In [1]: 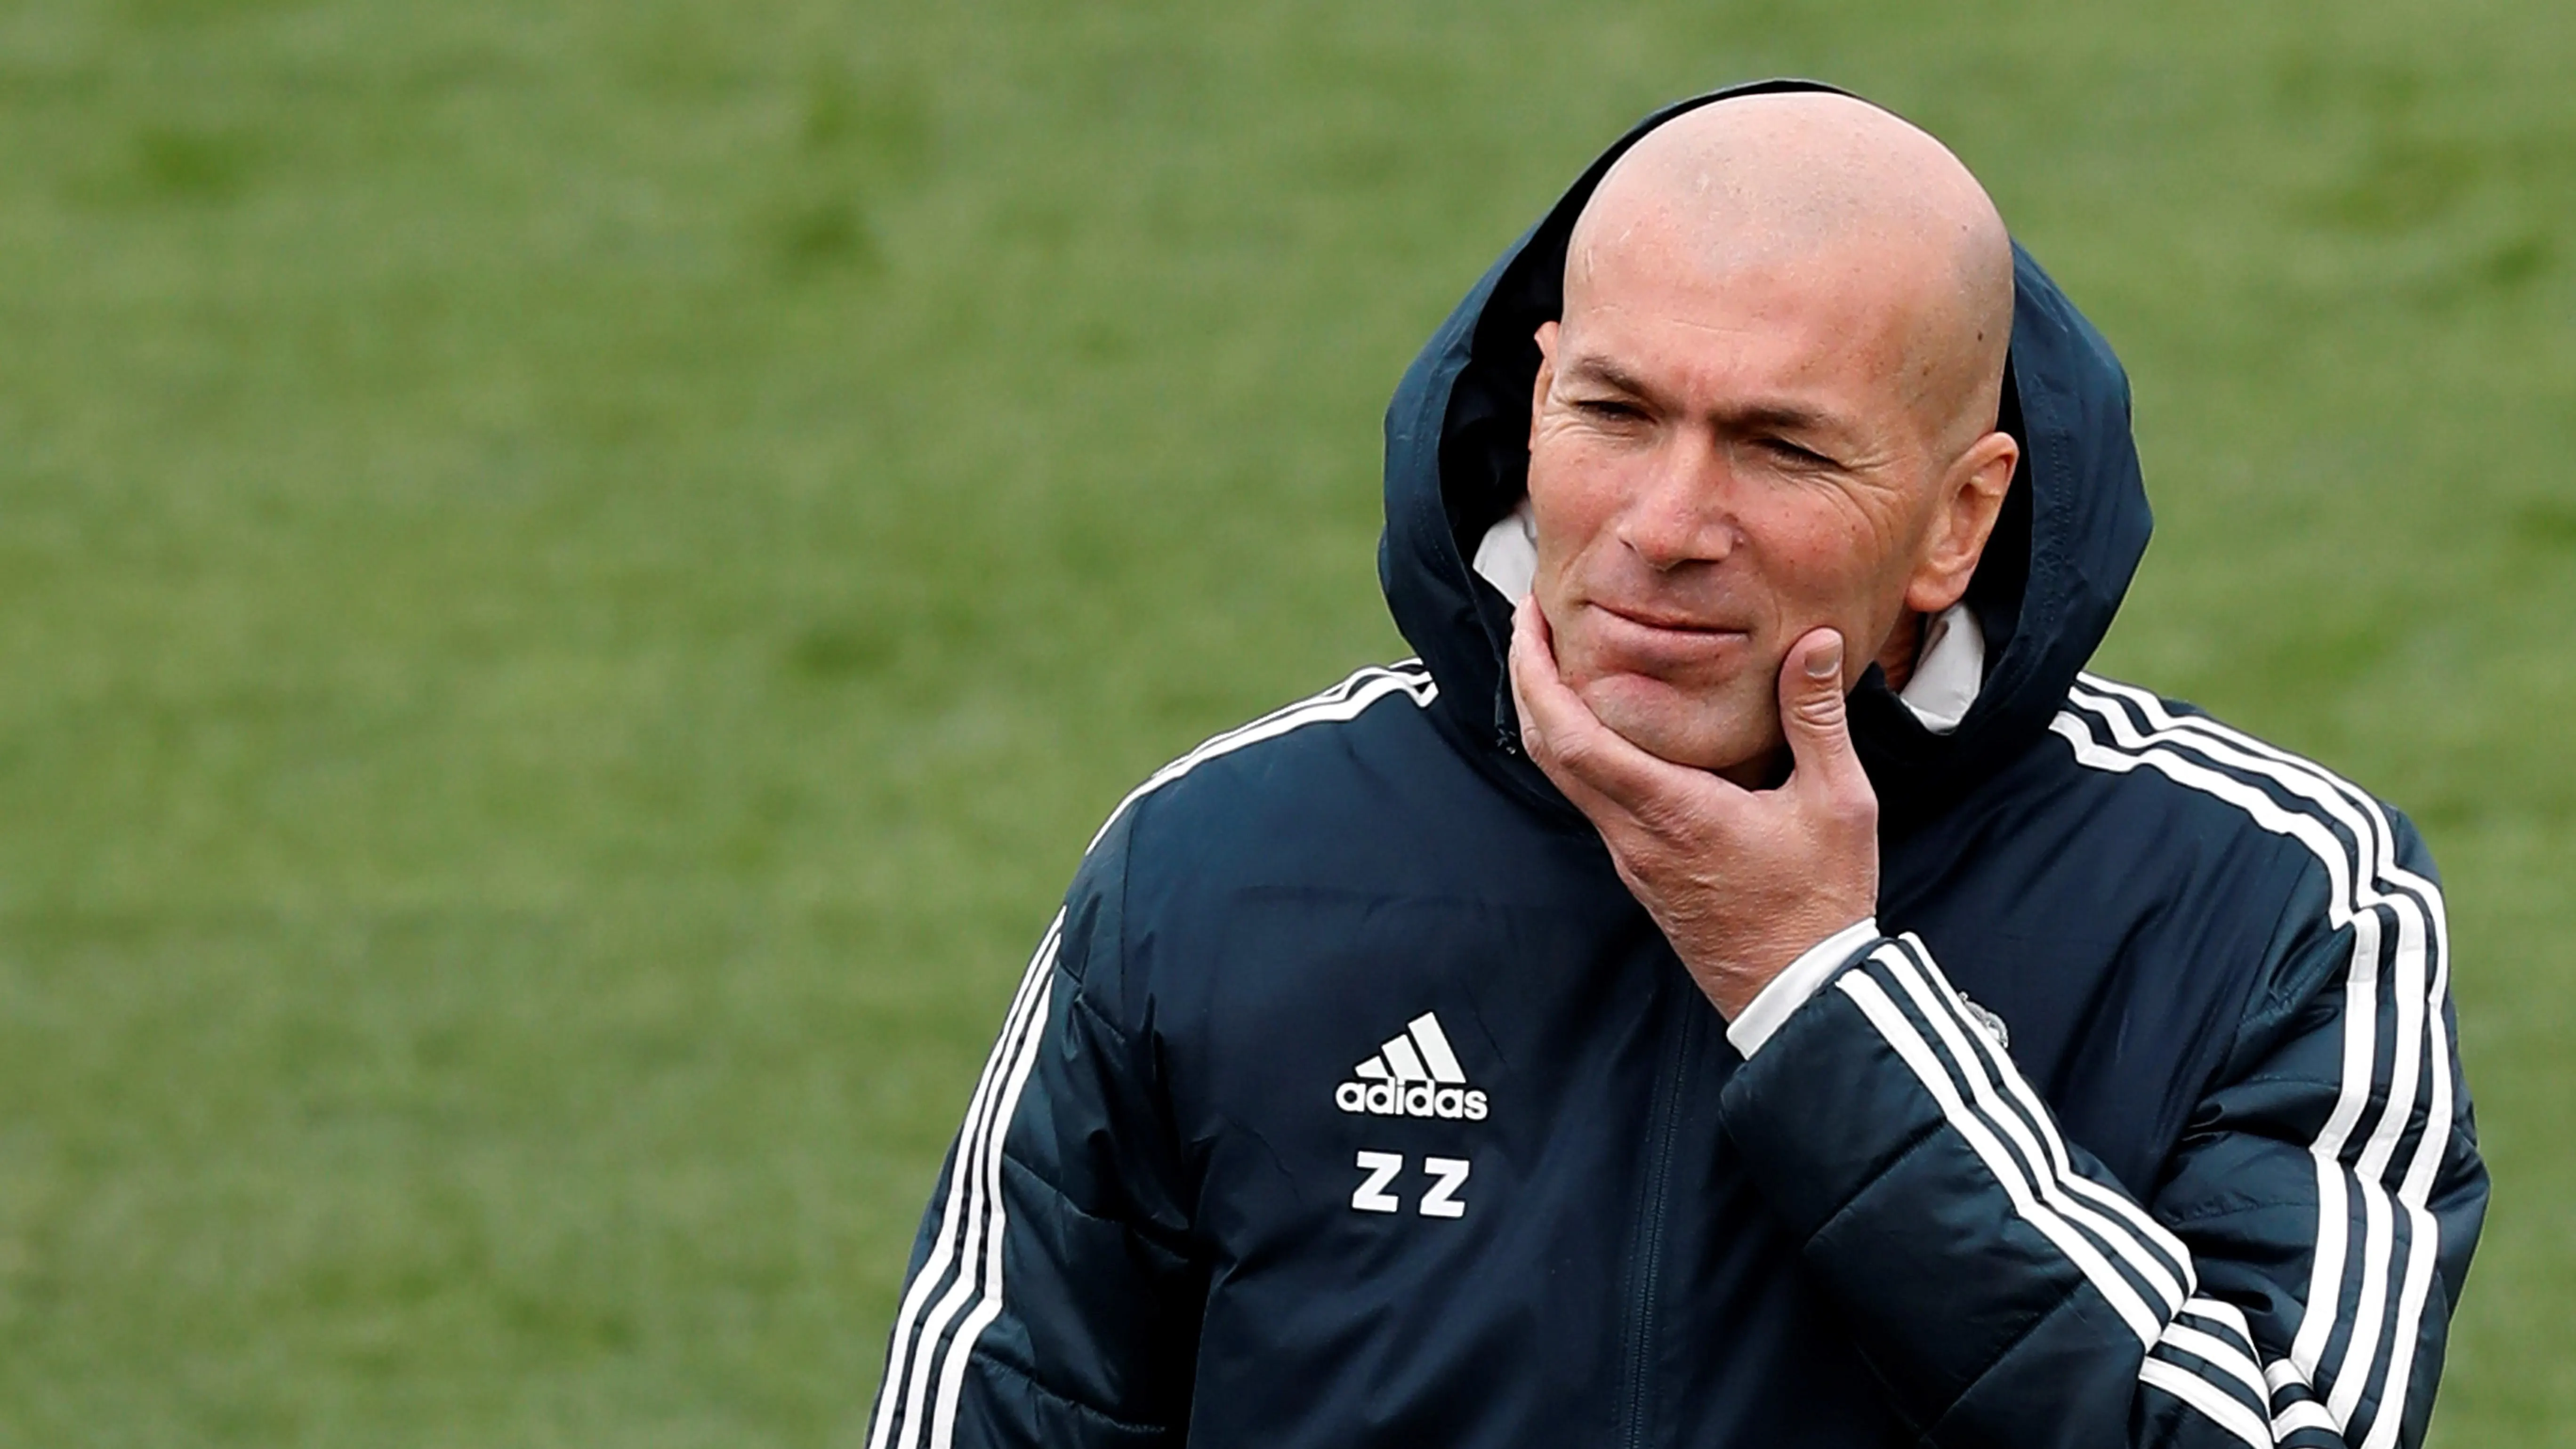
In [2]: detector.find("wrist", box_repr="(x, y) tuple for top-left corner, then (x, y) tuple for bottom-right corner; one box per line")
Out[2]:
(1723, 917), (1880, 1056)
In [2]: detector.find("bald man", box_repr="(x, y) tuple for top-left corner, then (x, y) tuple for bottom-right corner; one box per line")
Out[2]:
(869, 82), (2485, 1449)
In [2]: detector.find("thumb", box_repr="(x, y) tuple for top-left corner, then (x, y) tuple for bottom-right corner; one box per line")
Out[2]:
(1779, 628), (1867, 794)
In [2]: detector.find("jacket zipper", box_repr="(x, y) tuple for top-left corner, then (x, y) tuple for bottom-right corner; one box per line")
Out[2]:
(1618, 999), (1698, 1449)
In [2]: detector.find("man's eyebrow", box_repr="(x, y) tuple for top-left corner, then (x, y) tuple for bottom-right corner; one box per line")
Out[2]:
(1559, 354), (1656, 399)
(1719, 401), (1842, 439)
(1558, 354), (1847, 441)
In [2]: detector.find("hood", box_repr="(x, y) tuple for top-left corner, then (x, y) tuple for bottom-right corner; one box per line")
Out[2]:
(1377, 80), (2152, 831)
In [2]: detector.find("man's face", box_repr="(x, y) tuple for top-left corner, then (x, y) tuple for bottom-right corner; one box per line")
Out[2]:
(1525, 224), (1968, 778)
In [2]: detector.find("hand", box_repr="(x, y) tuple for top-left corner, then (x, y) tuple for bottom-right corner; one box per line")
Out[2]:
(1507, 596), (1880, 1019)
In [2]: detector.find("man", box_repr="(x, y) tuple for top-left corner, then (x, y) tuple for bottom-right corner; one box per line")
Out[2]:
(866, 81), (2487, 1449)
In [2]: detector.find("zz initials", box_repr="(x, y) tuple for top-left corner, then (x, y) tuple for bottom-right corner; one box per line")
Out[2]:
(1350, 1151), (1471, 1218)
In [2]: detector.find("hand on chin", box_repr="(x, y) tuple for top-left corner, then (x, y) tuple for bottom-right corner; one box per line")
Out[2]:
(1508, 596), (1880, 1019)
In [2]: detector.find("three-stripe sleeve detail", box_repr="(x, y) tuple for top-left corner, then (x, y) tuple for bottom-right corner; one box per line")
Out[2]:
(1834, 939), (2198, 1343)
(2049, 675), (2455, 1449)
(2142, 1293), (2347, 1448)
(1836, 934), (2315, 1445)
(867, 663), (1440, 1449)
(1880, 938), (2198, 1307)
(2150, 1299), (2280, 1449)
(867, 918), (1062, 1449)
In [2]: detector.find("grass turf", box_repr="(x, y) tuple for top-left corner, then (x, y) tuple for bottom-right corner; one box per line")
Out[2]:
(0, 0), (2567, 1442)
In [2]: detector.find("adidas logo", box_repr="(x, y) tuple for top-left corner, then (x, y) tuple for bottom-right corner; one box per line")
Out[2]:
(1335, 1012), (1489, 1121)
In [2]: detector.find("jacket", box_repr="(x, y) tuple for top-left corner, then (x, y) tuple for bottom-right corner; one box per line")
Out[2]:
(865, 80), (2487, 1449)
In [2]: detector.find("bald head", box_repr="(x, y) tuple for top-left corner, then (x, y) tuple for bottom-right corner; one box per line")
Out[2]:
(1567, 92), (2014, 453)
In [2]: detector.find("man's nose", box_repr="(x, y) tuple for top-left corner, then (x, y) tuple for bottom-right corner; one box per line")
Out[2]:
(1614, 434), (1734, 572)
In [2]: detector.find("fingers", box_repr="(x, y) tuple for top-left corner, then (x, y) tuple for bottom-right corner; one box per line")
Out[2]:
(1776, 628), (1873, 805)
(1508, 595), (1706, 817)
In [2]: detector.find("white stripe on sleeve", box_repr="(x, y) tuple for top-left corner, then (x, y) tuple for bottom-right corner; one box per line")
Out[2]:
(1876, 940), (2189, 1316)
(1834, 958), (2163, 1345)
(2060, 677), (2455, 1449)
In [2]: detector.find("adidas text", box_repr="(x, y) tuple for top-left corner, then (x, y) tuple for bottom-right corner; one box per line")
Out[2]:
(1336, 1011), (1488, 1120)
(1335, 1080), (1489, 1120)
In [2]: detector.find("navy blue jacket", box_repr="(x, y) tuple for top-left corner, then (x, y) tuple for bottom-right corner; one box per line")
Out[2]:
(867, 82), (2487, 1449)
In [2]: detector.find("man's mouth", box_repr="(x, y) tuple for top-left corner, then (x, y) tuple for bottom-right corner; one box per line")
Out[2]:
(1584, 601), (1754, 669)
(1594, 601), (1746, 635)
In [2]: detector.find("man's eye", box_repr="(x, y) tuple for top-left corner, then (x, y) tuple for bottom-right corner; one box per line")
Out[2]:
(1760, 438), (1835, 468)
(1575, 398), (1644, 423)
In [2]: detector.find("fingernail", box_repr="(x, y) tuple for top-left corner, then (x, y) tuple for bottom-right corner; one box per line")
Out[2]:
(1806, 639), (1843, 681)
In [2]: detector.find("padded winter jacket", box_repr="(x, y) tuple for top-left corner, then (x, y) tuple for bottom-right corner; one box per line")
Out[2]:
(865, 80), (2487, 1449)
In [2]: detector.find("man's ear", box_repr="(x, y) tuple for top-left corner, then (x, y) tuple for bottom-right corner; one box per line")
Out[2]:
(1528, 321), (1561, 452)
(1903, 430), (2019, 616)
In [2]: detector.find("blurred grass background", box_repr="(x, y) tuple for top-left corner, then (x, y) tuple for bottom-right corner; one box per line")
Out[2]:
(0, 0), (2567, 1442)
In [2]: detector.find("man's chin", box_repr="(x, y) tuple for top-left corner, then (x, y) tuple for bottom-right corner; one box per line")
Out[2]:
(1575, 676), (1776, 776)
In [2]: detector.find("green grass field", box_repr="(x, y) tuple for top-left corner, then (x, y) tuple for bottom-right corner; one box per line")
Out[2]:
(0, 0), (2568, 1442)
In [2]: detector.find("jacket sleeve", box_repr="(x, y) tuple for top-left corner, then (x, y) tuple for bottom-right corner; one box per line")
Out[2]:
(1717, 831), (2486, 1448)
(865, 826), (1202, 1449)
